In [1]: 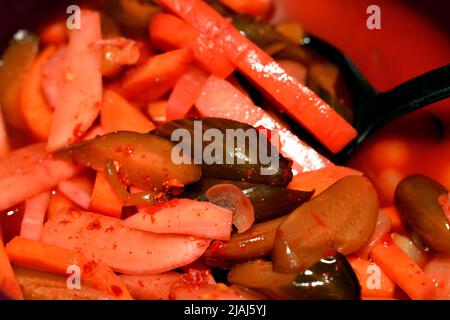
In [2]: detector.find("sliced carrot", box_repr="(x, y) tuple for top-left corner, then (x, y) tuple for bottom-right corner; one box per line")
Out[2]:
(0, 239), (23, 299)
(42, 207), (211, 275)
(46, 9), (102, 151)
(123, 199), (233, 240)
(5, 236), (132, 299)
(120, 48), (193, 102)
(369, 236), (435, 300)
(288, 165), (363, 195)
(381, 206), (405, 234)
(149, 13), (234, 78)
(120, 272), (182, 300)
(20, 192), (51, 241)
(39, 18), (67, 45)
(101, 89), (155, 134)
(90, 171), (123, 218)
(195, 75), (332, 174)
(48, 191), (77, 220)
(0, 143), (78, 211)
(57, 173), (94, 210)
(167, 66), (208, 121)
(0, 109), (10, 158)
(348, 257), (395, 298)
(147, 100), (167, 124)
(20, 45), (55, 140)
(159, 0), (357, 153)
(219, 0), (272, 17)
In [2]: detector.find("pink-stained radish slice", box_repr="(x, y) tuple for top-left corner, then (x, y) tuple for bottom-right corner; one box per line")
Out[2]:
(20, 191), (51, 240)
(46, 9), (102, 151)
(196, 76), (331, 175)
(123, 199), (233, 241)
(0, 143), (79, 211)
(167, 66), (208, 121)
(41, 207), (211, 275)
(57, 174), (94, 210)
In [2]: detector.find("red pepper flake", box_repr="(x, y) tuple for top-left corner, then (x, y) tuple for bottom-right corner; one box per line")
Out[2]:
(124, 144), (135, 157)
(180, 269), (210, 287)
(83, 260), (98, 274)
(379, 233), (393, 246)
(87, 218), (102, 230)
(138, 280), (145, 288)
(59, 219), (71, 225)
(105, 226), (114, 233)
(112, 243), (118, 250)
(277, 229), (284, 238)
(310, 212), (326, 228)
(73, 123), (84, 140)
(110, 285), (123, 297)
(209, 241), (225, 255)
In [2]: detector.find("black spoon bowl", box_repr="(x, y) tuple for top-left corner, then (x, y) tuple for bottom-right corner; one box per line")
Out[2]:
(303, 35), (450, 164)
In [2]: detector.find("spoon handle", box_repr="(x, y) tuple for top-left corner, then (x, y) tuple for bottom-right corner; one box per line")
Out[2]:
(371, 63), (450, 128)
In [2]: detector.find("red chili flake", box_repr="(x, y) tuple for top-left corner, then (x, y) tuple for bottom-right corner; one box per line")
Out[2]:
(73, 123), (84, 140)
(112, 243), (118, 250)
(87, 218), (102, 230)
(379, 233), (393, 246)
(310, 212), (327, 228)
(209, 241), (225, 255)
(123, 144), (135, 157)
(180, 269), (210, 287)
(105, 226), (114, 233)
(117, 170), (131, 186)
(110, 285), (123, 297)
(83, 260), (98, 274)
(59, 219), (71, 225)
(138, 280), (145, 288)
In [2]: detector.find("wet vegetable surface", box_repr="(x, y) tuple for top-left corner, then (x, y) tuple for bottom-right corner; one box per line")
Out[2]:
(203, 217), (284, 262)
(182, 178), (313, 223)
(228, 254), (360, 300)
(152, 118), (293, 187)
(205, 183), (255, 233)
(395, 175), (450, 256)
(55, 131), (201, 191)
(273, 175), (379, 273)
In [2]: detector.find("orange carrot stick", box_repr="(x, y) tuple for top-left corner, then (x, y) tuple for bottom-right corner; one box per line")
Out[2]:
(0, 239), (23, 299)
(101, 89), (155, 134)
(48, 191), (78, 220)
(5, 236), (132, 300)
(20, 45), (55, 141)
(348, 257), (395, 298)
(90, 171), (123, 218)
(381, 207), (405, 234)
(369, 236), (435, 300)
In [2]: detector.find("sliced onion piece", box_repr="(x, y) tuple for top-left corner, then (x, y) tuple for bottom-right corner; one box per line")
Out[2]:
(206, 184), (255, 233)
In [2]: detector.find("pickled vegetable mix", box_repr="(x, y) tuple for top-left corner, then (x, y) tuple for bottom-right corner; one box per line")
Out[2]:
(0, 0), (448, 301)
